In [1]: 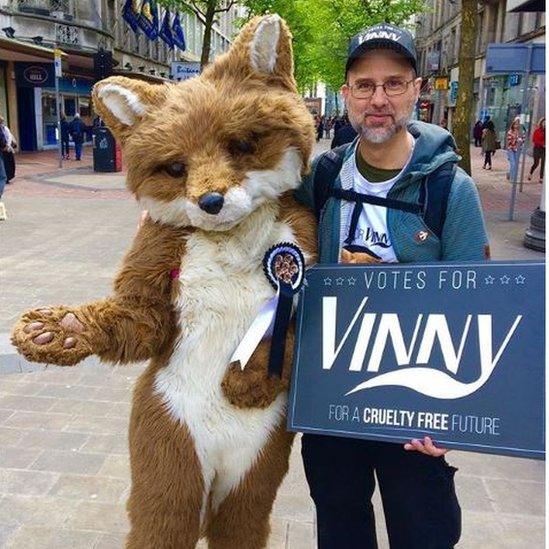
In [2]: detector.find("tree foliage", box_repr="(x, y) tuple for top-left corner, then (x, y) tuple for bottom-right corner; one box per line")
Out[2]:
(158, 0), (238, 68)
(242, 0), (426, 91)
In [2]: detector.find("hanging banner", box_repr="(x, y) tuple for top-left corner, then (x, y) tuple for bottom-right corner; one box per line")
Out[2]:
(122, 0), (140, 33)
(159, 8), (174, 49)
(172, 11), (186, 51)
(137, 0), (159, 40)
(288, 261), (545, 460)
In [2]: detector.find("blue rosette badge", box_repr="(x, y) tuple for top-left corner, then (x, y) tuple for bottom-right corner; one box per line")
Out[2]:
(229, 243), (305, 378)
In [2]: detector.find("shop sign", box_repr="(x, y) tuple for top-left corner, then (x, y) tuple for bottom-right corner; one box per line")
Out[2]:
(426, 51), (440, 72)
(171, 62), (201, 81)
(15, 63), (55, 88)
(449, 81), (459, 105)
(507, 73), (521, 87)
(434, 76), (449, 90)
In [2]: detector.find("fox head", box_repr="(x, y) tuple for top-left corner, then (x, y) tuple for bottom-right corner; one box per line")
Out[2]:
(92, 15), (315, 231)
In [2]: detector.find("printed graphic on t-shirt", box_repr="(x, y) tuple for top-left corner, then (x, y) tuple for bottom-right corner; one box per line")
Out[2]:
(352, 226), (391, 249)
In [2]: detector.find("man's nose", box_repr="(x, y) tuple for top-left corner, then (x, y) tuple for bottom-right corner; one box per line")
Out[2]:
(369, 85), (389, 107)
(198, 192), (224, 215)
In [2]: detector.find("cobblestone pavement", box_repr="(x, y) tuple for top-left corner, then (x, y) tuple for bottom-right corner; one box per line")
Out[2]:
(0, 142), (544, 548)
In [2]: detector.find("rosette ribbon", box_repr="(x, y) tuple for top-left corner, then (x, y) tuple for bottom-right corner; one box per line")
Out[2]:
(229, 243), (305, 378)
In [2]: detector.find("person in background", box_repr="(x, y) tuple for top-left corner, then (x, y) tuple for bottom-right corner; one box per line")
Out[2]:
(0, 127), (7, 220)
(528, 117), (545, 183)
(61, 114), (71, 160)
(69, 113), (85, 161)
(316, 115), (324, 142)
(505, 116), (523, 182)
(439, 118), (448, 130)
(481, 119), (497, 170)
(473, 119), (484, 147)
(0, 116), (16, 183)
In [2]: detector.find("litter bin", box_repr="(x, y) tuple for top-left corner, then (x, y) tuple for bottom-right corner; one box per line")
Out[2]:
(93, 126), (122, 172)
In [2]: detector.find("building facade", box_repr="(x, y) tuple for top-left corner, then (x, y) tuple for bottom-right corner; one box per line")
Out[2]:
(0, 0), (242, 150)
(415, 0), (545, 144)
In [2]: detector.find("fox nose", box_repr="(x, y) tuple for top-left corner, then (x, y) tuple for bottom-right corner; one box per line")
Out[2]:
(198, 192), (224, 215)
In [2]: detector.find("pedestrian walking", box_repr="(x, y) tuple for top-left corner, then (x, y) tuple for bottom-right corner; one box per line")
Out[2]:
(61, 114), (71, 159)
(481, 119), (497, 170)
(473, 119), (483, 147)
(505, 116), (523, 182)
(316, 115), (324, 142)
(296, 22), (489, 549)
(0, 116), (16, 183)
(0, 127), (7, 220)
(69, 113), (85, 161)
(528, 117), (545, 183)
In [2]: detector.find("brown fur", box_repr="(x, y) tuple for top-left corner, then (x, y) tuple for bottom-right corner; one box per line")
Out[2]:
(11, 15), (316, 549)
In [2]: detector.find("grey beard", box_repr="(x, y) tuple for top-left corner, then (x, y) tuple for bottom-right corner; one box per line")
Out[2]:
(354, 114), (411, 144)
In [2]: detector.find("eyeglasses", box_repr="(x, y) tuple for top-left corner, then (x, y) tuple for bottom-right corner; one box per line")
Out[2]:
(347, 78), (415, 99)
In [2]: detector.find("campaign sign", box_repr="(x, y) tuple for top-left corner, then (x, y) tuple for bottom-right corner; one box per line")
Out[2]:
(288, 261), (545, 459)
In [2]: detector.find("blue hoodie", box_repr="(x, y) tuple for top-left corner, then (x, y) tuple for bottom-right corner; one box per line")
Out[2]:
(295, 121), (490, 264)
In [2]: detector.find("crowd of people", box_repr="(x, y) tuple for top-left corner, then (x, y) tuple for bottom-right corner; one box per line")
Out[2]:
(473, 114), (545, 183)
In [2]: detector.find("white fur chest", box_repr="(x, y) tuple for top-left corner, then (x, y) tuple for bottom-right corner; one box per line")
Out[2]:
(154, 204), (294, 510)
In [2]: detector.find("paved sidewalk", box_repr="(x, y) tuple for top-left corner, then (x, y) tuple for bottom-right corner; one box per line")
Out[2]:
(0, 142), (544, 548)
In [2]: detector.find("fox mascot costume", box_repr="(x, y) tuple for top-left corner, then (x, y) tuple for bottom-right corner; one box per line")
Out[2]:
(11, 14), (317, 548)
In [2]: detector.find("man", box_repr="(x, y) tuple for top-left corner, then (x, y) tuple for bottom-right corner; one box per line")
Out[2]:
(295, 23), (489, 548)
(69, 113), (85, 161)
(61, 113), (71, 160)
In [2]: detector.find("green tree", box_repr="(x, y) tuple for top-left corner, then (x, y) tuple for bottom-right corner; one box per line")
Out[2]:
(452, 0), (477, 175)
(242, 0), (426, 92)
(158, 0), (238, 68)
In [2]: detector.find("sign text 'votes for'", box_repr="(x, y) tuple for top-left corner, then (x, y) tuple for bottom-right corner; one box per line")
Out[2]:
(288, 261), (545, 459)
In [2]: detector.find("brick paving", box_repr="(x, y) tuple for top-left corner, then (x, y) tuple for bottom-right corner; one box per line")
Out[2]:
(0, 141), (544, 548)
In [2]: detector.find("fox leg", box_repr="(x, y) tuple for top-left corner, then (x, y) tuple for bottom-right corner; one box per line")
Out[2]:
(206, 421), (294, 549)
(126, 369), (204, 549)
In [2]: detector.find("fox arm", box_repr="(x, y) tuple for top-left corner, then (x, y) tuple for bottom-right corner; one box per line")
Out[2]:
(12, 219), (190, 367)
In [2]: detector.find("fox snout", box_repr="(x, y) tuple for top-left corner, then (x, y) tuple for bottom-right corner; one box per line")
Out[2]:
(198, 192), (225, 215)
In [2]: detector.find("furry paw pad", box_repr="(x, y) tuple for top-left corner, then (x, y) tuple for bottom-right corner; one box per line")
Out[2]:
(11, 307), (94, 366)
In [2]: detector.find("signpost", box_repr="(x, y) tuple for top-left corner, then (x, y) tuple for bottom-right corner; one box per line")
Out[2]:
(170, 61), (201, 82)
(289, 261), (545, 459)
(54, 48), (64, 168)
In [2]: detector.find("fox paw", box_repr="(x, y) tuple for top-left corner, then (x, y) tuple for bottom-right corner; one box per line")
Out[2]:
(221, 360), (287, 409)
(11, 307), (94, 366)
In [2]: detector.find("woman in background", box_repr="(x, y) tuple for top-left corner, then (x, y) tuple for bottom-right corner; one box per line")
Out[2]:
(481, 120), (497, 170)
(505, 116), (523, 182)
(528, 117), (545, 183)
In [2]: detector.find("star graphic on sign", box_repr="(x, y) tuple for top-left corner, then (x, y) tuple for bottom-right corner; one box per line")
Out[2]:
(484, 275), (495, 285)
(336, 277), (345, 286)
(500, 275), (510, 284)
(515, 275), (526, 284)
(323, 277), (332, 286)
(347, 277), (356, 286)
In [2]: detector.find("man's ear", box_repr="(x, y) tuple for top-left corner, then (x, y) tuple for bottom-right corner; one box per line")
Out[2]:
(92, 76), (168, 143)
(203, 14), (296, 92)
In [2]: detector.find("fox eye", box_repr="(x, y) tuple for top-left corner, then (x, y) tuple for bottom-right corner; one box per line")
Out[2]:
(164, 162), (186, 178)
(228, 139), (255, 156)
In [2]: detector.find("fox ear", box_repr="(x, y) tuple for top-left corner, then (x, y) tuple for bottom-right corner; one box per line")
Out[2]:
(92, 76), (168, 142)
(203, 14), (296, 91)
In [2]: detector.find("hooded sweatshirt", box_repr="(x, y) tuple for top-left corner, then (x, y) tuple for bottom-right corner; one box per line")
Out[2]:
(295, 120), (489, 264)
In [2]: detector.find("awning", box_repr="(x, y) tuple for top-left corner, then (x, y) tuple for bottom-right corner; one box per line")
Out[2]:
(0, 37), (56, 62)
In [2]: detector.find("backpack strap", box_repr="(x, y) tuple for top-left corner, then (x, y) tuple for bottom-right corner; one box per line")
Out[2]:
(419, 161), (456, 239)
(313, 144), (349, 219)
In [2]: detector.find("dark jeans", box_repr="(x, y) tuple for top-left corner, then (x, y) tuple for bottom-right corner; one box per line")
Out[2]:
(74, 140), (83, 160)
(530, 146), (545, 179)
(483, 150), (493, 168)
(474, 137), (481, 147)
(302, 434), (461, 549)
(62, 138), (70, 157)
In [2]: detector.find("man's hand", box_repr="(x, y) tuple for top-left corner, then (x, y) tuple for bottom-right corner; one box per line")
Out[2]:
(404, 436), (448, 457)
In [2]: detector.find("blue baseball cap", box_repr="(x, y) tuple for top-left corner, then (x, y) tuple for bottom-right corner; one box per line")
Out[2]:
(346, 23), (418, 74)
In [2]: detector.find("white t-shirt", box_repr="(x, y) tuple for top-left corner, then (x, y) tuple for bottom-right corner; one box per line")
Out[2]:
(341, 141), (415, 263)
